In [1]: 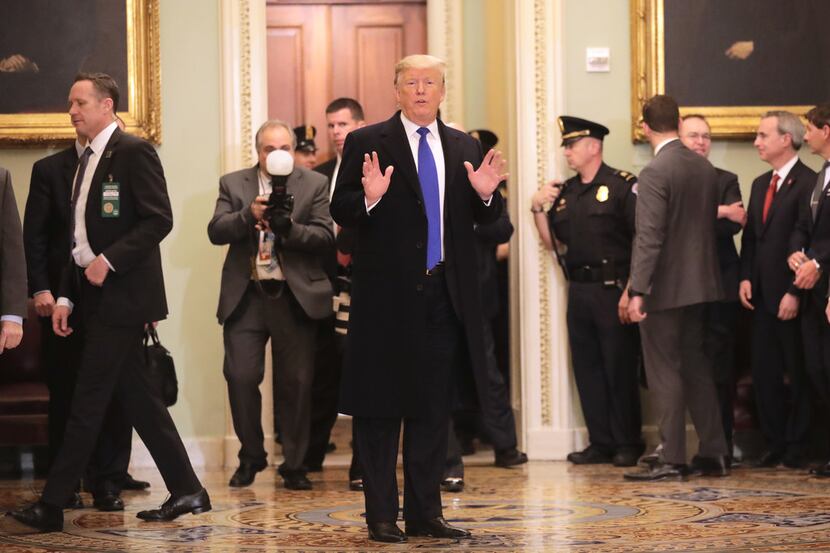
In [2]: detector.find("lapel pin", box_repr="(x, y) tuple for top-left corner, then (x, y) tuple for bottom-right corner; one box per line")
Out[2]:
(105, 150), (113, 158)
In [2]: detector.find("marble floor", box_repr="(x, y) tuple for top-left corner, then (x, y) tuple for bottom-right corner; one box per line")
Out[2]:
(2, 458), (830, 552)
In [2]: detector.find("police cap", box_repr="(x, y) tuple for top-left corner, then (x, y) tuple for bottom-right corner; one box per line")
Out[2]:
(293, 125), (317, 152)
(558, 116), (609, 146)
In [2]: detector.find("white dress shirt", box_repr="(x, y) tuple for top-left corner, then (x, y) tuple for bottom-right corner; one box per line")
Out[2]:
(654, 137), (679, 156)
(773, 154), (800, 191)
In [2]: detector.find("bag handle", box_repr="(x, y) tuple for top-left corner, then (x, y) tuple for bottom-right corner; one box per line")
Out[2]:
(144, 326), (161, 347)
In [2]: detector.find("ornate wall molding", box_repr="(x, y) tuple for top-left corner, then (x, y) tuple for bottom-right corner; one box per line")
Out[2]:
(426, 0), (464, 123)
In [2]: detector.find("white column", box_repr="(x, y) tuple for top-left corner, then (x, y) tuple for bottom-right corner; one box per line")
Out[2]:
(427, 0), (464, 124)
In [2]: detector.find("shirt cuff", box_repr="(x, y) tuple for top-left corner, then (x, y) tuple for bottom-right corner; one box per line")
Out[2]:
(815, 259), (821, 270)
(482, 195), (493, 206)
(101, 254), (115, 272)
(56, 297), (74, 313)
(365, 197), (381, 213)
(0, 315), (23, 325)
(33, 290), (51, 297)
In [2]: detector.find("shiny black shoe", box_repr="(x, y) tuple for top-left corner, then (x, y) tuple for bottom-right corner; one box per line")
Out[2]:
(348, 478), (364, 491)
(7, 501), (64, 532)
(613, 447), (643, 467)
(690, 455), (730, 477)
(567, 445), (613, 465)
(122, 473), (151, 491)
(229, 461), (267, 487)
(495, 448), (528, 468)
(282, 472), (312, 490)
(405, 516), (471, 538)
(65, 492), (84, 510)
(441, 477), (464, 493)
(810, 462), (830, 477)
(623, 461), (689, 481)
(136, 488), (211, 521)
(783, 452), (807, 469)
(93, 491), (125, 512)
(754, 450), (784, 468)
(367, 521), (407, 543)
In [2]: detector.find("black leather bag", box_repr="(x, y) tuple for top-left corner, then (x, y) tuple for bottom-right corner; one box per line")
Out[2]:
(143, 327), (178, 407)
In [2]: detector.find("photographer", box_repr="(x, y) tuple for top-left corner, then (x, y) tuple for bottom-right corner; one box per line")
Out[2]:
(208, 120), (334, 490)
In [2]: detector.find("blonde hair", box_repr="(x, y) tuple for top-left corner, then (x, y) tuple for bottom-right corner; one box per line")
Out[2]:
(394, 55), (446, 86)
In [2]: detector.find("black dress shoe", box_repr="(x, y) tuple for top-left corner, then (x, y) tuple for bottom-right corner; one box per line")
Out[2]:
(810, 462), (830, 477)
(282, 472), (312, 490)
(623, 461), (689, 481)
(783, 452), (807, 469)
(65, 492), (84, 510)
(406, 516), (471, 538)
(613, 447), (643, 467)
(229, 462), (267, 487)
(122, 473), (151, 491)
(93, 491), (125, 512)
(690, 455), (730, 477)
(441, 477), (464, 493)
(754, 450), (784, 468)
(567, 445), (613, 465)
(8, 501), (64, 532)
(348, 478), (364, 491)
(136, 488), (211, 521)
(495, 448), (528, 468)
(367, 521), (406, 543)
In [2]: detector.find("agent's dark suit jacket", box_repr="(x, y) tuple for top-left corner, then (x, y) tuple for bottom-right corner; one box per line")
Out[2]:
(0, 167), (26, 318)
(630, 139), (723, 310)
(24, 146), (77, 296)
(714, 168), (743, 301)
(330, 112), (502, 418)
(208, 166), (334, 324)
(790, 162), (830, 300)
(740, 159), (816, 315)
(475, 202), (513, 320)
(58, 129), (172, 326)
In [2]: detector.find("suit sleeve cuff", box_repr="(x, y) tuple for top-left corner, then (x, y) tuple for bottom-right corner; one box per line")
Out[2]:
(365, 197), (381, 213)
(0, 315), (23, 325)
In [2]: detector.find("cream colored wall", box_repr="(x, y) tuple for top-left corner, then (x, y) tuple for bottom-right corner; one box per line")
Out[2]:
(0, 0), (227, 441)
(561, 0), (823, 197)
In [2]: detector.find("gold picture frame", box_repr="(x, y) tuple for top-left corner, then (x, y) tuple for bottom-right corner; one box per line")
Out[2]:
(0, 0), (161, 145)
(630, 0), (816, 141)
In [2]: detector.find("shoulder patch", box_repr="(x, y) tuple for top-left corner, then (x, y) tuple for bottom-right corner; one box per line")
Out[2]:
(615, 170), (637, 183)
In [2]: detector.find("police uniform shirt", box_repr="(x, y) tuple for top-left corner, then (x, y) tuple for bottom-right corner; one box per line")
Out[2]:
(547, 162), (637, 269)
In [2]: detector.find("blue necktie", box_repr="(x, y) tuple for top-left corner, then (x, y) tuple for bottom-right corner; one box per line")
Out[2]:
(416, 127), (441, 270)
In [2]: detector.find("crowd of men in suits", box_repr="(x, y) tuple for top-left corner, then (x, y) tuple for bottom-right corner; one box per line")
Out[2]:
(532, 96), (830, 483)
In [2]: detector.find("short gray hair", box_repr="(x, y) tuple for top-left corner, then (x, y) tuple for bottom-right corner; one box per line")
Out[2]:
(255, 119), (295, 152)
(394, 54), (446, 86)
(763, 110), (805, 150)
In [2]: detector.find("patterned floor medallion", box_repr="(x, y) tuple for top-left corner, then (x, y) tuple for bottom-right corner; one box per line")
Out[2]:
(2, 463), (830, 551)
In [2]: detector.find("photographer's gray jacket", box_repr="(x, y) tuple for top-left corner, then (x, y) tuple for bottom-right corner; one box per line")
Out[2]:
(207, 165), (334, 323)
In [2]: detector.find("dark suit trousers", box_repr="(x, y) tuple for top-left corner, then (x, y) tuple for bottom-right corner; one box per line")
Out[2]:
(304, 315), (362, 480)
(354, 270), (459, 523)
(750, 293), (810, 455)
(223, 282), (316, 472)
(566, 283), (642, 451)
(704, 301), (739, 447)
(640, 303), (728, 464)
(802, 292), (830, 407)
(41, 279), (201, 507)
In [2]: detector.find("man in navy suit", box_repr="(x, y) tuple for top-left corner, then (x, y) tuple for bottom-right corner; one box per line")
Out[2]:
(331, 55), (506, 543)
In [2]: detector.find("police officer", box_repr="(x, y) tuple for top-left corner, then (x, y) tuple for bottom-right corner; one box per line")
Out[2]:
(531, 116), (643, 467)
(293, 125), (318, 169)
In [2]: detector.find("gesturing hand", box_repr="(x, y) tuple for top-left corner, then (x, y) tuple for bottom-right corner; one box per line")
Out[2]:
(362, 151), (394, 205)
(464, 149), (509, 200)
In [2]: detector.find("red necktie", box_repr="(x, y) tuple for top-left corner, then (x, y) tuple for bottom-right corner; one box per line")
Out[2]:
(762, 173), (780, 224)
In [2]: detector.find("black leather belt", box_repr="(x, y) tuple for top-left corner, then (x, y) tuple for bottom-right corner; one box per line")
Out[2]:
(426, 262), (445, 277)
(568, 265), (629, 284)
(254, 279), (286, 295)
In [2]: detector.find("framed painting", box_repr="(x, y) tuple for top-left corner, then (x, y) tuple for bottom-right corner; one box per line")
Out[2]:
(0, 0), (160, 145)
(631, 0), (830, 140)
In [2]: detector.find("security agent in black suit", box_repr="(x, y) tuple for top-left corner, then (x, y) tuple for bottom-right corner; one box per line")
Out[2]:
(790, 103), (830, 477)
(680, 114), (745, 458)
(23, 134), (149, 512)
(10, 73), (208, 533)
(330, 55), (505, 543)
(739, 111), (816, 469)
(531, 116), (644, 467)
(305, 98), (366, 490)
(443, 129), (526, 492)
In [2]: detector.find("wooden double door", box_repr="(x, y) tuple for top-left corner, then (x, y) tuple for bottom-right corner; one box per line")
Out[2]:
(265, 1), (427, 163)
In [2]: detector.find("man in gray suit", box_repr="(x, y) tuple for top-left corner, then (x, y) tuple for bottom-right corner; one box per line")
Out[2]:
(625, 95), (729, 481)
(208, 120), (334, 490)
(0, 167), (26, 354)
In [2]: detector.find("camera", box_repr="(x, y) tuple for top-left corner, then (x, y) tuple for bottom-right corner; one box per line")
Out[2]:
(264, 150), (295, 235)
